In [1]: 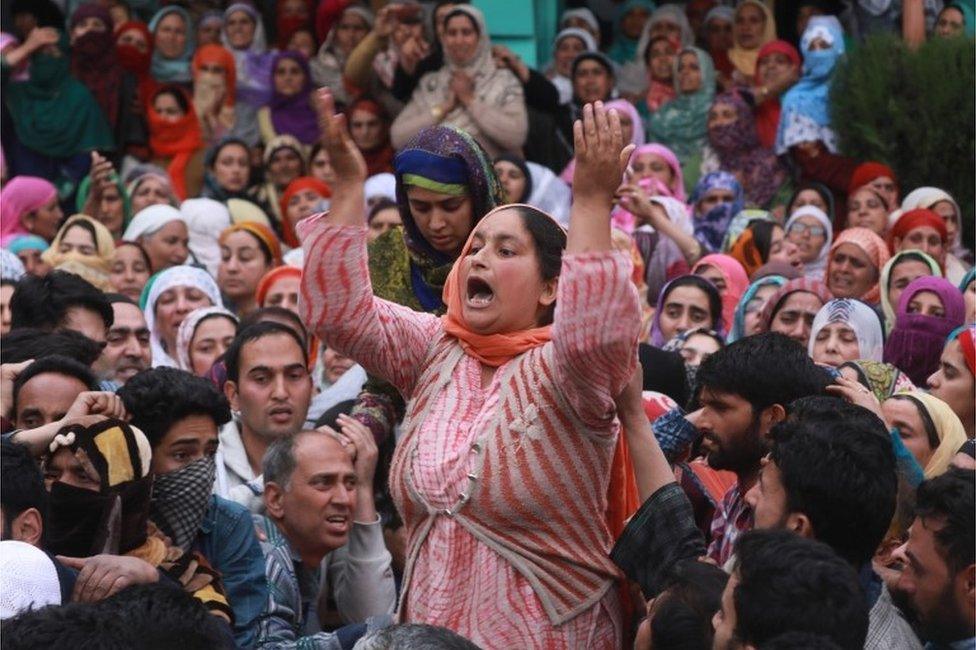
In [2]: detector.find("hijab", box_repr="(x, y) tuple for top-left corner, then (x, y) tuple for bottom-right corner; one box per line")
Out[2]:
(607, 0), (656, 64)
(707, 91), (786, 206)
(256, 265), (302, 308)
(727, 0), (776, 79)
(493, 154), (534, 202)
(143, 265), (223, 368)
(619, 5), (695, 95)
(631, 143), (685, 200)
(727, 217), (779, 279)
(548, 28), (598, 104)
(560, 100), (646, 186)
(175, 306), (239, 372)
(76, 173), (131, 231)
(219, 222), (282, 267)
(839, 360), (914, 403)
(827, 227), (891, 305)
(632, 195), (694, 303)
(123, 204), (185, 243)
(348, 98), (394, 176)
(722, 208), (774, 253)
(268, 51), (319, 145)
(758, 277), (834, 333)
(690, 172), (745, 253)
(893, 392), (968, 478)
(809, 298), (885, 362)
(147, 86), (204, 201)
(41, 214), (116, 289)
(785, 205), (833, 280)
(192, 44), (237, 108)
(728, 275), (787, 343)
(69, 4), (123, 127)
(649, 275), (725, 346)
(148, 6), (195, 83)
(115, 20), (156, 107)
(788, 181), (835, 222)
(181, 197), (231, 277)
(221, 3), (273, 108)
(0, 177), (58, 246)
(704, 6), (735, 76)
(279, 177), (331, 248)
(879, 250), (943, 331)
(648, 46), (716, 162)
(125, 165), (180, 207)
(900, 187), (965, 259)
(693, 254), (750, 331)
(754, 40), (801, 149)
(884, 276), (966, 385)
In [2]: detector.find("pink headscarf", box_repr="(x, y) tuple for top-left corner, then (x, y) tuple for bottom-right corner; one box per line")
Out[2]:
(560, 99), (646, 185)
(1, 176), (58, 246)
(630, 143), (686, 202)
(693, 254), (750, 328)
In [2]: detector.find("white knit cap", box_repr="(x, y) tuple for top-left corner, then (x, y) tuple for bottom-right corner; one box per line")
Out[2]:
(0, 540), (61, 619)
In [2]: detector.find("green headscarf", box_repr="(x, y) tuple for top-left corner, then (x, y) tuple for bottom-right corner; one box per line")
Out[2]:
(76, 173), (132, 229)
(647, 46), (716, 163)
(951, 0), (976, 37)
(4, 34), (114, 159)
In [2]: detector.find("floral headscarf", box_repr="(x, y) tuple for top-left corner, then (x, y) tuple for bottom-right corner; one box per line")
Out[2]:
(690, 172), (745, 253)
(142, 265), (223, 368)
(839, 360), (915, 402)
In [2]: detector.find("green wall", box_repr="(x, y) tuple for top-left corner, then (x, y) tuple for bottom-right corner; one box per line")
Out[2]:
(473, 0), (563, 68)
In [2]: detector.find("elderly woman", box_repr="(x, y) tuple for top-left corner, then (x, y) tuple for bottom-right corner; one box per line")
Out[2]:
(618, 5), (695, 97)
(825, 227), (891, 305)
(127, 166), (180, 214)
(391, 5), (527, 159)
(123, 205), (189, 273)
(809, 298), (884, 366)
(753, 39), (801, 149)
(143, 265), (223, 368)
(785, 205), (833, 280)
(148, 6), (194, 83)
(901, 187), (972, 283)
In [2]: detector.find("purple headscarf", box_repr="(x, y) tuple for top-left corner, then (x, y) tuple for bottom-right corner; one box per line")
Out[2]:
(268, 51), (319, 145)
(689, 171), (744, 254)
(648, 275), (725, 347)
(884, 276), (966, 386)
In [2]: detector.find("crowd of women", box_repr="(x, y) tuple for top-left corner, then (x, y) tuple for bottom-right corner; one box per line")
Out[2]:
(0, 0), (974, 649)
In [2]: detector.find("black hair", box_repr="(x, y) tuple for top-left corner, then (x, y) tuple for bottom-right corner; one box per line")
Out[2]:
(914, 467), (974, 574)
(229, 227), (274, 266)
(759, 632), (843, 650)
(12, 355), (98, 418)
(649, 560), (728, 650)
(442, 8), (479, 35)
(10, 271), (113, 333)
(787, 181), (835, 221)
(660, 275), (723, 332)
(643, 33), (676, 65)
(695, 332), (831, 413)
(887, 394), (940, 450)
(0, 328), (103, 366)
(224, 321), (308, 383)
(571, 51), (615, 78)
(1, 439), (48, 540)
(639, 343), (690, 407)
(846, 185), (889, 213)
(104, 293), (137, 306)
(116, 240), (153, 270)
(367, 197), (398, 223)
(118, 368), (231, 449)
(732, 529), (869, 650)
(237, 306), (308, 344)
(750, 220), (779, 263)
(153, 84), (190, 114)
(493, 154), (534, 202)
(205, 136), (250, 170)
(61, 219), (98, 247)
(770, 396), (897, 566)
(886, 251), (936, 288)
(506, 205), (566, 326)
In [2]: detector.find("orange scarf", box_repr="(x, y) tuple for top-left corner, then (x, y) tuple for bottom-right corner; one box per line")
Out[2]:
(440, 204), (557, 367)
(147, 88), (203, 201)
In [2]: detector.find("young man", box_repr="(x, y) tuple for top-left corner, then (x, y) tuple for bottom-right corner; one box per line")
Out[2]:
(10, 355), (99, 429)
(94, 295), (151, 389)
(9, 271), (113, 347)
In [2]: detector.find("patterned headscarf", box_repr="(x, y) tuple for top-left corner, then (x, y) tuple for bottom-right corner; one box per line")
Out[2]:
(175, 306), (239, 372)
(809, 298), (885, 363)
(758, 277), (834, 333)
(839, 360), (915, 403)
(142, 265), (223, 368)
(690, 172), (745, 253)
(647, 46), (716, 162)
(727, 275), (787, 343)
(827, 227), (891, 305)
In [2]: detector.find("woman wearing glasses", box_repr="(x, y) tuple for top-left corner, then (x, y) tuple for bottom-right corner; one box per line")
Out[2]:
(785, 204), (833, 281)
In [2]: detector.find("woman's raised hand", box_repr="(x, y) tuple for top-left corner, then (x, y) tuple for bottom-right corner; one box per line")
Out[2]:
(571, 102), (635, 206)
(316, 88), (368, 186)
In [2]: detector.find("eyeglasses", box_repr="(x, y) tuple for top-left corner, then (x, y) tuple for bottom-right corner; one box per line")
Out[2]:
(787, 223), (826, 238)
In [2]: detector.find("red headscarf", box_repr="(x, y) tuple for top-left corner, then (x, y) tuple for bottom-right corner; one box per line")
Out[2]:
(147, 86), (204, 201)
(754, 40), (800, 149)
(280, 177), (332, 247)
(276, 0), (314, 49)
(192, 44), (237, 107)
(848, 162), (898, 196)
(256, 265), (302, 307)
(115, 21), (157, 108)
(889, 208), (948, 255)
(347, 98), (395, 177)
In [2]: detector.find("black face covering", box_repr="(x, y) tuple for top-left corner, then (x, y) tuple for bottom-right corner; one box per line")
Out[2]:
(46, 478), (154, 557)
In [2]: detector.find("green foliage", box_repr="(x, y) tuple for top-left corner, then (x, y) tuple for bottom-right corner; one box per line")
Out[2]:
(831, 34), (975, 247)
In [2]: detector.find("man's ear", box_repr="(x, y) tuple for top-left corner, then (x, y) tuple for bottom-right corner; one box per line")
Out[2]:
(759, 403), (787, 437)
(264, 481), (286, 520)
(786, 512), (814, 540)
(11, 508), (44, 547)
(224, 380), (239, 412)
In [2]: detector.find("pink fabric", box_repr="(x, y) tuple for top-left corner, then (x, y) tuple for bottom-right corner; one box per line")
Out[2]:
(630, 143), (687, 202)
(299, 218), (639, 647)
(693, 254), (750, 329)
(611, 176), (672, 233)
(1, 176), (57, 246)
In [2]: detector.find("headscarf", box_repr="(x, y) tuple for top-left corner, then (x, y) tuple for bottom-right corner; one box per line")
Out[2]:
(147, 86), (204, 201)
(632, 143), (685, 200)
(69, 3), (123, 127)
(707, 91), (786, 206)
(884, 276), (966, 385)
(703, 6), (735, 76)
(723, 208), (774, 253)
(787, 181), (835, 223)
(775, 16), (845, 155)
(727, 0), (776, 79)
(892, 392), (969, 478)
(143, 265), (223, 368)
(123, 205), (185, 243)
(181, 197), (230, 277)
(948, 324), (976, 375)
(256, 266), (302, 308)
(647, 46), (716, 162)
(0, 177), (58, 246)
(268, 51), (319, 145)
(757, 277), (834, 333)
(201, 137), (252, 203)
(727, 220), (776, 279)
(560, 100), (647, 186)
(175, 306), (239, 371)
(839, 360), (914, 403)
(950, 0), (976, 37)
(493, 154), (533, 203)
(889, 209), (948, 257)
(115, 20), (156, 107)
(785, 205), (833, 280)
(690, 172), (745, 253)
(40, 214), (116, 288)
(6, 235), (48, 256)
(848, 162), (898, 197)
(221, 3), (274, 110)
(148, 6), (195, 83)
(619, 5), (695, 95)
(560, 8), (600, 36)
(808, 298), (885, 362)
(649, 275), (725, 346)
(125, 166), (179, 207)
(275, 0), (313, 49)
(548, 28), (598, 104)
(693, 254), (750, 331)
(901, 187), (965, 259)
(75, 173), (132, 231)
(279, 177), (331, 248)
(348, 98), (395, 176)
(607, 0), (656, 64)
(227, 198), (272, 228)
(631, 194), (694, 302)
(0, 249), (25, 282)
(365, 173), (396, 204)
(219, 222), (282, 267)
(727, 275), (787, 342)
(4, 34), (114, 159)
(826, 227), (891, 304)
(754, 40), (801, 149)
(192, 44), (237, 108)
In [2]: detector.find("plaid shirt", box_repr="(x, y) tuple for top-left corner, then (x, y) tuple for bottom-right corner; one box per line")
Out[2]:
(707, 483), (753, 566)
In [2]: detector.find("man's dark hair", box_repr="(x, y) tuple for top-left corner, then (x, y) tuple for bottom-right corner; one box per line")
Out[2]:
(9, 271), (113, 332)
(732, 530), (869, 650)
(770, 396), (896, 567)
(1, 328), (103, 366)
(0, 439), (48, 540)
(355, 623), (482, 650)
(914, 467), (975, 574)
(224, 321), (308, 383)
(118, 368), (231, 449)
(759, 632), (843, 650)
(695, 332), (830, 412)
(105, 293), (138, 306)
(12, 355), (98, 417)
(237, 306), (308, 344)
(650, 559), (728, 650)
(0, 583), (229, 650)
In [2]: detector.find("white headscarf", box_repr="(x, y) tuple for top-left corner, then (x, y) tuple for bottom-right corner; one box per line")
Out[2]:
(619, 4), (695, 95)
(560, 8), (600, 37)
(123, 205), (185, 242)
(143, 265), (223, 368)
(181, 198), (231, 278)
(527, 161), (572, 227)
(786, 205), (834, 281)
(0, 540), (61, 620)
(175, 305), (239, 372)
(808, 298), (884, 362)
(364, 173), (397, 204)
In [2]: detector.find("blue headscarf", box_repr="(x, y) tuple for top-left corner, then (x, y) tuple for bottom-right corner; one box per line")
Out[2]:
(690, 172), (745, 253)
(148, 6), (195, 83)
(727, 275), (787, 343)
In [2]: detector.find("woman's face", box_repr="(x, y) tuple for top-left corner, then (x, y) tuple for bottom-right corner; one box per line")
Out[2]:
(650, 18), (682, 43)
(406, 186), (473, 257)
(734, 3), (766, 49)
(706, 18), (734, 52)
(368, 207), (402, 242)
(153, 92), (185, 123)
(334, 10), (369, 54)
(58, 224), (97, 256)
(322, 347), (356, 384)
(218, 230), (272, 302)
(770, 291), (824, 345)
(744, 283), (780, 336)
(142, 221), (189, 272)
(790, 188), (828, 214)
(964, 280), (976, 325)
(659, 285), (713, 342)
(617, 111), (635, 146)
(927, 339), (975, 432)
(197, 20), (221, 46)
(189, 316), (237, 376)
(936, 7), (966, 39)
(554, 36), (586, 77)
(787, 216), (828, 263)
(154, 12), (187, 59)
(286, 188), (327, 230)
(846, 188), (888, 235)
(707, 101), (738, 130)
(27, 196), (64, 242)
(265, 275), (301, 313)
(697, 187), (736, 215)
(458, 209), (558, 335)
(0, 284), (14, 335)
(573, 60), (614, 104)
(95, 184), (125, 236)
(494, 160), (528, 204)
(895, 226), (946, 268)
(213, 144), (250, 192)
(680, 332), (721, 366)
(828, 243), (877, 299)
(225, 10), (256, 50)
(812, 322), (860, 367)
(349, 108), (386, 152)
(131, 176), (173, 214)
(882, 398), (936, 470)
(273, 56), (306, 97)
(443, 14), (479, 65)
(16, 249), (51, 277)
(677, 51), (702, 94)
(766, 224), (803, 270)
(906, 289), (946, 318)
(887, 259), (932, 314)
(930, 200), (959, 245)
(631, 152), (674, 186)
(287, 30), (317, 60)
(310, 148), (336, 185)
(267, 147), (303, 188)
(621, 7), (651, 39)
(110, 245), (151, 302)
(71, 15), (108, 43)
(647, 39), (676, 82)
(155, 285), (213, 352)
(118, 27), (150, 53)
(695, 264), (727, 292)
(757, 52), (797, 87)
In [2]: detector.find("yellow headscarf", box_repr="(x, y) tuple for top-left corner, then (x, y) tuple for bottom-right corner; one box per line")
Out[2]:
(895, 391), (968, 478)
(728, 0), (777, 79)
(41, 214), (116, 289)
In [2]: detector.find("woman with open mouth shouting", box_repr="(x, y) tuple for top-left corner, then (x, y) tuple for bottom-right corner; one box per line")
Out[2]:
(300, 91), (640, 648)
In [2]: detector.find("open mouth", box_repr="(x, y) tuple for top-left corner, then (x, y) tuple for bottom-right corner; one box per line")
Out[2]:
(466, 276), (495, 307)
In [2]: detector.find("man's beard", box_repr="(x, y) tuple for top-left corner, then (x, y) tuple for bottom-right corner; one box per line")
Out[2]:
(916, 582), (970, 644)
(707, 415), (768, 474)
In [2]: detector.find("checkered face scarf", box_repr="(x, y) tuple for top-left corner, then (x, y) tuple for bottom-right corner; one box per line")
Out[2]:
(149, 456), (216, 552)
